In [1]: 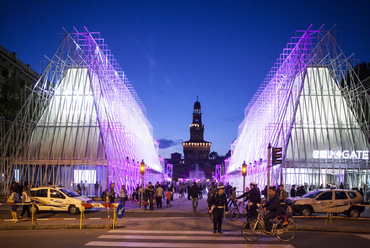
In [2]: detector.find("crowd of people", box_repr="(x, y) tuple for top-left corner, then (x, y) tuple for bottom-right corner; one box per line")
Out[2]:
(6, 179), (368, 233)
(105, 181), (178, 210)
(102, 179), (296, 234)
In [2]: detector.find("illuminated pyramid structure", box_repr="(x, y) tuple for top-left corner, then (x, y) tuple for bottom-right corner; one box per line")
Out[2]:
(0, 28), (164, 195)
(225, 25), (370, 192)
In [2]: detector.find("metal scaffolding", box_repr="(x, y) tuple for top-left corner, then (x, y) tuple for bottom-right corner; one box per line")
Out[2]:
(225, 25), (370, 194)
(0, 27), (165, 196)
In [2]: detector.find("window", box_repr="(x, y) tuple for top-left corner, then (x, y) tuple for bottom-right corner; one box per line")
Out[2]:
(317, 191), (332, 200)
(50, 189), (65, 199)
(348, 191), (357, 199)
(74, 169), (96, 184)
(35, 189), (48, 197)
(2, 69), (9, 78)
(303, 191), (322, 199)
(335, 191), (347, 200)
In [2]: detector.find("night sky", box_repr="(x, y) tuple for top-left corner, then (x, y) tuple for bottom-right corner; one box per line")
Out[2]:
(1, 0), (370, 159)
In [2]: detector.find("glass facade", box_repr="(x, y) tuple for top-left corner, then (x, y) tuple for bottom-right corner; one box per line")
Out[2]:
(0, 29), (165, 196)
(224, 27), (370, 198)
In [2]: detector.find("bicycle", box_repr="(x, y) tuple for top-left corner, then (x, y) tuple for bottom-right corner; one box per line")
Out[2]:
(229, 200), (247, 221)
(241, 207), (297, 242)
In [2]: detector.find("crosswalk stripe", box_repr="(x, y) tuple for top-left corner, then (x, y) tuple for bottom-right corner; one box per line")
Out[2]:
(85, 241), (294, 247)
(355, 234), (370, 240)
(109, 229), (241, 235)
(99, 234), (243, 241)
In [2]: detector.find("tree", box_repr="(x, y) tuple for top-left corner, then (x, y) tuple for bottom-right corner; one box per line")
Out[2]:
(209, 151), (218, 160)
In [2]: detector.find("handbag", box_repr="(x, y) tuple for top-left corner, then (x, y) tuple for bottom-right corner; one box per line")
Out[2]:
(7, 193), (15, 203)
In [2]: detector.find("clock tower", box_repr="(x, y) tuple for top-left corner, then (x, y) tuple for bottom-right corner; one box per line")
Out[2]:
(182, 97), (211, 160)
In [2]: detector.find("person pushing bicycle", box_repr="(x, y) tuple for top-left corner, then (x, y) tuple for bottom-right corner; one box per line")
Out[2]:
(263, 187), (281, 234)
(246, 182), (261, 220)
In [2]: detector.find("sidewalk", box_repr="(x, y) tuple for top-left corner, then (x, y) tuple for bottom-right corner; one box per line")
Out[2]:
(1, 194), (370, 233)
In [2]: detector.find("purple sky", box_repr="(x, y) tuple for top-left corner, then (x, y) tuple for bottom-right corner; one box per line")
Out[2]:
(1, 0), (370, 159)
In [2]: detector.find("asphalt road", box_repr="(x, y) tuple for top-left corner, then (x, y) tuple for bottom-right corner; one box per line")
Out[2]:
(0, 225), (369, 248)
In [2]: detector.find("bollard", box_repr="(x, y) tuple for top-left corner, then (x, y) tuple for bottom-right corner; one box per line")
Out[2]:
(31, 203), (35, 229)
(106, 196), (111, 229)
(80, 205), (85, 230)
(113, 205), (117, 229)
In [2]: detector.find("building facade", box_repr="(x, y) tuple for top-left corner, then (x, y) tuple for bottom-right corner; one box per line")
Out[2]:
(0, 45), (40, 136)
(0, 29), (165, 196)
(224, 26), (370, 198)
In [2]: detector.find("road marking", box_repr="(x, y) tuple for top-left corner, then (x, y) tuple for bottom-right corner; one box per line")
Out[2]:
(355, 234), (370, 240)
(99, 234), (243, 241)
(85, 241), (294, 247)
(109, 229), (241, 235)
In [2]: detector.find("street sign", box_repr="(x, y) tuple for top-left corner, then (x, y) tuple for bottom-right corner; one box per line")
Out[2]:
(117, 204), (125, 218)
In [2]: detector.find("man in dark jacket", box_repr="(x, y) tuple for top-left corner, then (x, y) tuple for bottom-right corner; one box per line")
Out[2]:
(247, 182), (261, 219)
(263, 187), (281, 234)
(290, 185), (296, 197)
(189, 182), (200, 213)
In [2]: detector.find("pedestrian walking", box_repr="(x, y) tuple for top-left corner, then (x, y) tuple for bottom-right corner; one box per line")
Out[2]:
(290, 185), (296, 197)
(147, 182), (154, 210)
(19, 184), (31, 219)
(156, 184), (163, 208)
(189, 182), (200, 213)
(109, 183), (116, 205)
(169, 183), (175, 201)
(209, 185), (228, 234)
(165, 190), (172, 208)
(8, 186), (20, 223)
(278, 185), (288, 202)
(228, 187), (237, 207)
(77, 184), (82, 195)
(120, 185), (128, 206)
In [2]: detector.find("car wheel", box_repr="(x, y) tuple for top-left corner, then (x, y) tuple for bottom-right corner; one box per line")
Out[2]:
(299, 206), (312, 216)
(347, 207), (360, 218)
(68, 205), (79, 215)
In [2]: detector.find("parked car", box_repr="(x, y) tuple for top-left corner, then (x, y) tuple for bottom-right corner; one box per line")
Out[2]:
(286, 189), (364, 218)
(30, 186), (93, 214)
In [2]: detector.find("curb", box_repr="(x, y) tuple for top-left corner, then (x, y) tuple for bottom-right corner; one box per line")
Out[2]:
(0, 224), (109, 230)
(1, 224), (369, 233)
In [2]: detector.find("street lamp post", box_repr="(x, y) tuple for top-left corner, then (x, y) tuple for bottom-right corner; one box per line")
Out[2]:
(140, 160), (145, 210)
(242, 161), (247, 204)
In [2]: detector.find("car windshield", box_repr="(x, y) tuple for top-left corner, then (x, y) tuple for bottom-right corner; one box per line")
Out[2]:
(302, 191), (323, 198)
(59, 188), (79, 197)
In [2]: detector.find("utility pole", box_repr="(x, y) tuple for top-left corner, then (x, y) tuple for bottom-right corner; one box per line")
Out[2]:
(267, 143), (271, 202)
(140, 160), (145, 210)
(242, 161), (247, 204)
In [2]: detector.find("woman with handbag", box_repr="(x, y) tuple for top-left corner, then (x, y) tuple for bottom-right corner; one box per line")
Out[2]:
(8, 186), (20, 223)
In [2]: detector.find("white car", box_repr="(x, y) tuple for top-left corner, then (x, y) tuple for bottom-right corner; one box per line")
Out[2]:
(287, 189), (364, 218)
(30, 186), (93, 214)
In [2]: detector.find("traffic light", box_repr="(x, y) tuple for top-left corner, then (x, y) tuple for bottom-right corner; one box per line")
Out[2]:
(140, 160), (145, 174)
(272, 147), (282, 165)
(242, 161), (247, 176)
